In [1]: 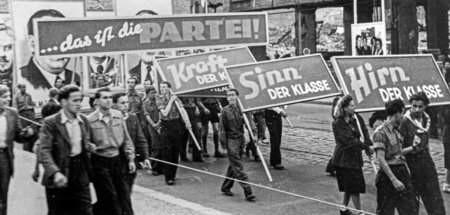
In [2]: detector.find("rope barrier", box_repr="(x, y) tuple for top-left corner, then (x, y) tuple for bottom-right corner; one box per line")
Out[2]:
(147, 157), (376, 215)
(21, 116), (376, 215)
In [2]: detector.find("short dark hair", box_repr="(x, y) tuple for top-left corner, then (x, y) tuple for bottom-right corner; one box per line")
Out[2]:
(17, 83), (25, 88)
(48, 88), (60, 98)
(112, 92), (127, 103)
(409, 92), (430, 106)
(227, 88), (239, 96)
(27, 9), (64, 36)
(58, 85), (80, 102)
(136, 10), (158, 16)
(385, 99), (405, 116)
(145, 85), (156, 94)
(0, 85), (9, 97)
(94, 87), (111, 99)
(160, 81), (171, 88)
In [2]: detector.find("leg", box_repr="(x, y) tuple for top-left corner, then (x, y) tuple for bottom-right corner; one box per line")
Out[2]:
(179, 128), (189, 161)
(91, 157), (122, 215)
(417, 156), (446, 215)
(45, 188), (69, 215)
(376, 171), (396, 215)
(67, 157), (93, 215)
(221, 165), (235, 191)
(342, 192), (351, 207)
(212, 122), (223, 157)
(112, 158), (134, 215)
(227, 139), (251, 193)
(350, 193), (362, 211)
(149, 127), (163, 174)
(0, 155), (10, 215)
(201, 121), (209, 156)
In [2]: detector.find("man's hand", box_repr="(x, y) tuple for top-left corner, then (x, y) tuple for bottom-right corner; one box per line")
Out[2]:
(203, 108), (210, 115)
(280, 110), (287, 118)
(413, 135), (421, 146)
(86, 142), (97, 153)
(129, 162), (136, 173)
(185, 123), (192, 130)
(392, 178), (406, 191)
(32, 169), (40, 182)
(53, 172), (68, 188)
(170, 95), (178, 103)
(143, 159), (151, 169)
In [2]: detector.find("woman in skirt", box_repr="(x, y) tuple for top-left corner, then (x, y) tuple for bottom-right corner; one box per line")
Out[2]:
(331, 95), (374, 215)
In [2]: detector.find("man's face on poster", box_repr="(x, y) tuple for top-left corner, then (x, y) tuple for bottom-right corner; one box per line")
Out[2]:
(140, 51), (156, 63)
(0, 29), (14, 72)
(29, 15), (70, 74)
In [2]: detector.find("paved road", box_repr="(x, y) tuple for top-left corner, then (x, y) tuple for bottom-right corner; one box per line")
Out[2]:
(9, 101), (450, 214)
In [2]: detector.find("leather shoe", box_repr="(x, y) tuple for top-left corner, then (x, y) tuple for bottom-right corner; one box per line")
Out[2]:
(254, 156), (261, 162)
(202, 152), (210, 157)
(272, 164), (285, 170)
(166, 180), (175, 186)
(245, 193), (256, 202)
(221, 189), (233, 196)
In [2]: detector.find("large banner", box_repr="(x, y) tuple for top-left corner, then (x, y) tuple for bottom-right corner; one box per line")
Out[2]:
(155, 47), (255, 94)
(332, 55), (450, 112)
(226, 54), (341, 112)
(33, 13), (268, 57)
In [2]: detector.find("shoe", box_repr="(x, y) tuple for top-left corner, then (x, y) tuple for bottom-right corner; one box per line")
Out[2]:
(254, 156), (261, 162)
(214, 152), (226, 158)
(272, 164), (285, 170)
(443, 183), (450, 193)
(202, 152), (210, 157)
(221, 188), (234, 196)
(166, 180), (175, 186)
(245, 193), (256, 202)
(152, 171), (161, 176)
(180, 157), (189, 162)
(340, 209), (353, 215)
(193, 158), (203, 162)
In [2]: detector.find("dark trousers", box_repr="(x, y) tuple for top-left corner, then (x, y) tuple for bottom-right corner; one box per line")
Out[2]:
(160, 119), (183, 181)
(0, 151), (11, 215)
(18, 109), (37, 152)
(266, 115), (282, 166)
(91, 155), (133, 215)
(376, 164), (418, 215)
(45, 154), (92, 215)
(181, 108), (202, 161)
(149, 126), (163, 174)
(121, 156), (137, 194)
(221, 138), (252, 194)
(253, 112), (266, 140)
(406, 152), (446, 215)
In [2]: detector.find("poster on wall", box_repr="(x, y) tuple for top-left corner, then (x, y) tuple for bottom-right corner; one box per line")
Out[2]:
(11, 0), (85, 112)
(86, 0), (113, 12)
(351, 22), (386, 56)
(0, 12), (14, 90)
(0, 0), (8, 13)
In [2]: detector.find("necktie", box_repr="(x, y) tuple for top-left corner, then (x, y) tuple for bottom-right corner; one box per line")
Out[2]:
(54, 75), (62, 87)
(145, 65), (153, 85)
(97, 65), (104, 74)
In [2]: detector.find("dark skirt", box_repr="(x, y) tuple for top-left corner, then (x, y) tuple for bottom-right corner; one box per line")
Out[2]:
(335, 166), (365, 194)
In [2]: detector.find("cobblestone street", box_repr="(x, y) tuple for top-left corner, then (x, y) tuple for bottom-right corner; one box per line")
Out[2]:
(257, 124), (447, 183)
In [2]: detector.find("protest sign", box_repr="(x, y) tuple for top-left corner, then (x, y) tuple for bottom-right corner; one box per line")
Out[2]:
(33, 13), (268, 57)
(155, 47), (255, 94)
(331, 54), (450, 112)
(225, 54), (341, 112)
(179, 86), (228, 98)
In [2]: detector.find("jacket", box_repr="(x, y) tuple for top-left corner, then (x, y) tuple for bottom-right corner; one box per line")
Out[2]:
(38, 111), (92, 188)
